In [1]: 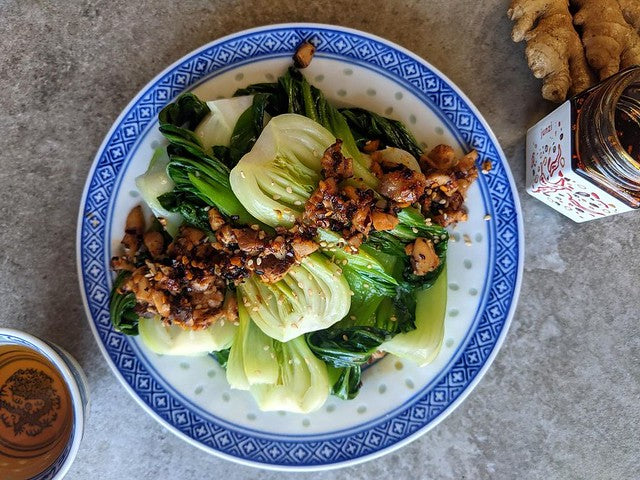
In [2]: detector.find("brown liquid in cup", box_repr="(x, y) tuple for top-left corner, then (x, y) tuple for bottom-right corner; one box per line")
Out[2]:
(0, 345), (73, 480)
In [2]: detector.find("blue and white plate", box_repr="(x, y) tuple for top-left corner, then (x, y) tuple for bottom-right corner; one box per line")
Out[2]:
(77, 24), (523, 470)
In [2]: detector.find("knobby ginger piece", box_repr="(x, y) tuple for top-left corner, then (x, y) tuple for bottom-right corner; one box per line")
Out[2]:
(573, 0), (640, 80)
(617, 0), (640, 32)
(508, 0), (594, 101)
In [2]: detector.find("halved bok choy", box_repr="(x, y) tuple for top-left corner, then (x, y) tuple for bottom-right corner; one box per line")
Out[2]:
(238, 253), (351, 342)
(229, 113), (335, 227)
(226, 300), (330, 413)
(135, 148), (183, 236)
(138, 292), (238, 356)
(381, 265), (447, 366)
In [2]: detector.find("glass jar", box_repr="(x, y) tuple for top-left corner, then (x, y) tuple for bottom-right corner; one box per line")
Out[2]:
(573, 66), (640, 208)
(526, 66), (640, 222)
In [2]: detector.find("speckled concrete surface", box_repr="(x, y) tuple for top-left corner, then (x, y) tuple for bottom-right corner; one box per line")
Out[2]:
(1, 1), (639, 478)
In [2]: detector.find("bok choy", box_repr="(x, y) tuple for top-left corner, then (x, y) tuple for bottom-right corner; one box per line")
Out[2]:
(238, 253), (351, 342)
(226, 300), (330, 413)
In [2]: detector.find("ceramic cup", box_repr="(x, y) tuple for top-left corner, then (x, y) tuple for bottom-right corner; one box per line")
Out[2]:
(0, 328), (89, 480)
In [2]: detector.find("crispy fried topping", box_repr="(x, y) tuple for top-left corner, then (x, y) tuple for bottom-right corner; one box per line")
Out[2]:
(378, 165), (427, 205)
(418, 146), (479, 227)
(321, 140), (353, 180)
(406, 237), (440, 275)
(143, 231), (164, 258)
(293, 41), (316, 68)
(303, 177), (377, 241)
(207, 207), (226, 231)
(112, 206), (320, 329)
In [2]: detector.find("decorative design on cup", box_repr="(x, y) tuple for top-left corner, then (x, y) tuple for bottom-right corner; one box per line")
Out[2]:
(0, 368), (62, 437)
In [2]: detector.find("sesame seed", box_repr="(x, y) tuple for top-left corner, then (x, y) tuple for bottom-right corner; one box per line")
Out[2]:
(350, 315), (356, 320)
(263, 345), (270, 351)
(256, 257), (262, 265)
(251, 224), (260, 230)
(298, 282), (305, 288)
(294, 200), (302, 205)
(234, 321), (240, 326)
(390, 316), (397, 322)
(412, 227), (419, 234)
(240, 170), (246, 178)
(272, 194), (281, 200)
(366, 264), (373, 269)
(342, 334), (349, 341)
(463, 234), (472, 246)
(252, 306), (259, 312)
(484, 214), (492, 221)
(286, 186), (293, 194)
(364, 283), (370, 289)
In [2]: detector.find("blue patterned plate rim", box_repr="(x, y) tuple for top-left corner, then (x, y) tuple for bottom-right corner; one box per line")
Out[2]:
(76, 23), (524, 470)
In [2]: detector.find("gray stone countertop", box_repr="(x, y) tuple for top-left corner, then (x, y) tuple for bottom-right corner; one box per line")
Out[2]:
(1, 1), (638, 478)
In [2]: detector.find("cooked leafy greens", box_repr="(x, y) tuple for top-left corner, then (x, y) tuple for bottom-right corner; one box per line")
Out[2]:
(158, 96), (256, 225)
(238, 253), (351, 342)
(226, 301), (330, 413)
(341, 107), (423, 159)
(109, 64), (453, 412)
(109, 271), (139, 336)
(229, 113), (333, 227)
(235, 67), (378, 187)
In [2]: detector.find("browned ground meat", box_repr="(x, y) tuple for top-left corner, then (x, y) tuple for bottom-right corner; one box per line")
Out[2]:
(112, 207), (320, 330)
(321, 140), (353, 180)
(112, 141), (480, 329)
(378, 165), (427, 206)
(302, 177), (378, 243)
(419, 146), (479, 226)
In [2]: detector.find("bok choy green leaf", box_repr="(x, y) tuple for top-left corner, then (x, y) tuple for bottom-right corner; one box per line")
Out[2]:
(109, 271), (139, 336)
(340, 107), (423, 159)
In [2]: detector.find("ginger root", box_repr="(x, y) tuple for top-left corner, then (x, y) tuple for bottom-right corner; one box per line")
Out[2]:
(508, 0), (594, 102)
(618, 0), (640, 32)
(574, 0), (640, 80)
(508, 0), (640, 102)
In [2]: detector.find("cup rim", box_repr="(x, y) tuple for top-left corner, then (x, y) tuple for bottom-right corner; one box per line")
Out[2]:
(0, 327), (86, 480)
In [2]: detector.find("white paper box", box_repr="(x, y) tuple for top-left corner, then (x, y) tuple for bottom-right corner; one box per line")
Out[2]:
(525, 101), (633, 222)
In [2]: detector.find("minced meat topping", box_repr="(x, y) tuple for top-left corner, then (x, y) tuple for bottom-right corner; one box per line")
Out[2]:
(112, 140), (480, 330)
